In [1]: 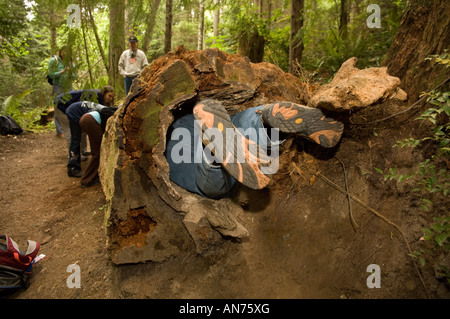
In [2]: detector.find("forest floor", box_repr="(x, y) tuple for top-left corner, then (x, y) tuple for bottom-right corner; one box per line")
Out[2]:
(1, 100), (449, 299)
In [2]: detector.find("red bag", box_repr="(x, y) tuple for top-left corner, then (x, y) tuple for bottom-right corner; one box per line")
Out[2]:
(0, 235), (40, 272)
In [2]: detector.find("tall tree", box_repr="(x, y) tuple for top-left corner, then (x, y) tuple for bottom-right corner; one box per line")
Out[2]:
(289, 0), (304, 72)
(339, 0), (349, 40)
(108, 0), (125, 94)
(213, 0), (220, 39)
(124, 0), (130, 36)
(164, 0), (172, 53)
(383, 0), (450, 101)
(237, 1), (265, 63)
(142, 0), (162, 53)
(197, 0), (205, 50)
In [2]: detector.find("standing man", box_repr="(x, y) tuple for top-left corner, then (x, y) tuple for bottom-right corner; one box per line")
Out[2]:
(118, 36), (148, 95)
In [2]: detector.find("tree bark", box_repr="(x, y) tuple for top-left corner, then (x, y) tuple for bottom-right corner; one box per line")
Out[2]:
(164, 0), (173, 54)
(197, 0), (205, 50)
(213, 0), (220, 39)
(142, 0), (162, 53)
(289, 0), (304, 73)
(108, 0), (125, 95)
(383, 0), (450, 101)
(238, 31), (265, 63)
(339, 0), (349, 40)
(49, 6), (57, 54)
(237, 0), (265, 63)
(124, 0), (134, 37)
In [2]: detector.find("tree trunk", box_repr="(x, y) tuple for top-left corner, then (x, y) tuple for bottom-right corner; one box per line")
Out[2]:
(164, 0), (173, 54)
(213, 0), (220, 39)
(49, 7), (57, 54)
(383, 0), (450, 101)
(237, 0), (265, 63)
(108, 0), (125, 95)
(289, 0), (304, 73)
(124, 0), (133, 37)
(339, 0), (349, 40)
(197, 0), (205, 50)
(238, 31), (265, 63)
(142, 0), (162, 53)
(86, 1), (109, 74)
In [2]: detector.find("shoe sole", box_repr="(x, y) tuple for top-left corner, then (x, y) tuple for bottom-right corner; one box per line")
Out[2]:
(262, 102), (344, 148)
(193, 99), (273, 190)
(68, 171), (82, 178)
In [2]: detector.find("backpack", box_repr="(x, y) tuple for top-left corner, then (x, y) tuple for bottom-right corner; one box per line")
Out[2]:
(0, 235), (40, 298)
(46, 75), (53, 85)
(0, 115), (23, 136)
(46, 55), (59, 86)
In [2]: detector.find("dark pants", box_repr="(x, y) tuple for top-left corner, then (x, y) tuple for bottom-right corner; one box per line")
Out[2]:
(79, 114), (103, 186)
(124, 76), (136, 95)
(68, 119), (82, 175)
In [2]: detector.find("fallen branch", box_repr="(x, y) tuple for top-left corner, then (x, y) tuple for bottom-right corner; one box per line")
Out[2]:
(315, 172), (430, 298)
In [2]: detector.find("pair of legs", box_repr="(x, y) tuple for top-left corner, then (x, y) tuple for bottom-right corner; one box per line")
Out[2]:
(54, 107), (87, 153)
(124, 76), (137, 95)
(52, 84), (74, 136)
(165, 100), (344, 199)
(79, 114), (103, 187)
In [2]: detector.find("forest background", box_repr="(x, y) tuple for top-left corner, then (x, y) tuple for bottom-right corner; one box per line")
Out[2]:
(0, 0), (407, 130)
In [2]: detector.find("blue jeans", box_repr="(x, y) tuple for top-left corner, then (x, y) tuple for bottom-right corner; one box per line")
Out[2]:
(52, 85), (66, 135)
(124, 76), (136, 95)
(68, 119), (82, 174)
(165, 105), (282, 199)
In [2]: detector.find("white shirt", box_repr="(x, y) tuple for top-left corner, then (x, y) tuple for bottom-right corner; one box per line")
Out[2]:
(118, 49), (148, 77)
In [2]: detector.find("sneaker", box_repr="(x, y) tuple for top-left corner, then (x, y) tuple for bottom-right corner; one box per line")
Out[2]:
(193, 99), (273, 190)
(81, 178), (100, 188)
(68, 168), (82, 178)
(261, 102), (344, 148)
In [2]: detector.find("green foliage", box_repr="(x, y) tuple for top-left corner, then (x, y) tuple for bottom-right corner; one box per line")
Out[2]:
(0, 0), (28, 40)
(425, 50), (450, 68)
(1, 89), (53, 132)
(302, 0), (407, 81)
(409, 216), (450, 283)
(376, 88), (450, 202)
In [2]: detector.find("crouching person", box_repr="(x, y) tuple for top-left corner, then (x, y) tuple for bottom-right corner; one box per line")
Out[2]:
(65, 101), (107, 178)
(79, 107), (118, 187)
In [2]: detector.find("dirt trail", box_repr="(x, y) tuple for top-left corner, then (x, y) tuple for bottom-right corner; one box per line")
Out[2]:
(0, 129), (448, 299)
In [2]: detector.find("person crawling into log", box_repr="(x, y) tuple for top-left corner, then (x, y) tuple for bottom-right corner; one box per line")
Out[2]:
(165, 99), (344, 199)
